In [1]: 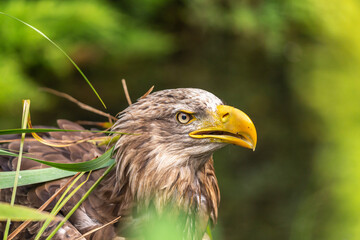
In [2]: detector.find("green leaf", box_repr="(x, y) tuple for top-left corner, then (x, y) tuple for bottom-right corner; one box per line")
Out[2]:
(30, 147), (114, 171)
(0, 146), (114, 172)
(0, 158), (115, 189)
(0, 202), (55, 221)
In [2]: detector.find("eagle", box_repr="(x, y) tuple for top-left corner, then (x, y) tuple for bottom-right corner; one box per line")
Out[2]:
(0, 88), (257, 240)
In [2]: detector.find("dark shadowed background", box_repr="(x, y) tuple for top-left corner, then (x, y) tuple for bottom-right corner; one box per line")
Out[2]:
(1, 0), (360, 239)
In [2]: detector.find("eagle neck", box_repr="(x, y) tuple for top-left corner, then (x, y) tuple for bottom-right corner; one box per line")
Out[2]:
(97, 129), (221, 238)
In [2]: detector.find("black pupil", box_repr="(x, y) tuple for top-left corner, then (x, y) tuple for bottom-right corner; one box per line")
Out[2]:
(182, 114), (187, 120)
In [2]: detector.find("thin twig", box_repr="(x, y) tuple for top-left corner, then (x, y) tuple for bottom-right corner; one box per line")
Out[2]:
(121, 79), (132, 105)
(41, 88), (117, 122)
(140, 85), (154, 99)
(74, 216), (122, 240)
(8, 173), (81, 240)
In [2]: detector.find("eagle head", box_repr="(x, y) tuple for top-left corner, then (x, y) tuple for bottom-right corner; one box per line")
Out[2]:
(110, 88), (257, 239)
(113, 88), (256, 166)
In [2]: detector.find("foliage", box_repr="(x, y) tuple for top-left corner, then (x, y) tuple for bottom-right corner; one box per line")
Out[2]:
(0, 0), (173, 127)
(0, 202), (55, 221)
(290, 0), (360, 239)
(1, 0), (359, 239)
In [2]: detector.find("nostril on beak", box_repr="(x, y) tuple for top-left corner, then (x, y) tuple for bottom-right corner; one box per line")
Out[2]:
(221, 113), (230, 123)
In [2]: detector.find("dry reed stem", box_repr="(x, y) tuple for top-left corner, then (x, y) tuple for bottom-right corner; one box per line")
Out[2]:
(0, 138), (39, 144)
(115, 83), (154, 117)
(121, 79), (132, 105)
(140, 85), (154, 99)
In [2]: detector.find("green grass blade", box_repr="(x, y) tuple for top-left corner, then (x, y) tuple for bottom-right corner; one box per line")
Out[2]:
(0, 158), (115, 189)
(29, 147), (114, 171)
(206, 224), (213, 240)
(51, 173), (85, 215)
(34, 172), (86, 240)
(0, 202), (55, 221)
(46, 163), (116, 240)
(3, 100), (30, 240)
(0, 146), (114, 172)
(0, 128), (127, 135)
(0, 11), (107, 109)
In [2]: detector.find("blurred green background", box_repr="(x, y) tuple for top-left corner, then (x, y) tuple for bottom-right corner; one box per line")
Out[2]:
(1, 0), (360, 239)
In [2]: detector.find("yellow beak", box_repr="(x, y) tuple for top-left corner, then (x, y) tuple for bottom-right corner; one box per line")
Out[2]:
(189, 105), (257, 150)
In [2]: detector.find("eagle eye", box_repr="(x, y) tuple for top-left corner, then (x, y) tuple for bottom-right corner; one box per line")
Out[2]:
(176, 111), (194, 124)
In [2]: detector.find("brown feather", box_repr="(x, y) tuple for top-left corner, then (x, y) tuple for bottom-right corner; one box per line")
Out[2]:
(0, 88), (230, 240)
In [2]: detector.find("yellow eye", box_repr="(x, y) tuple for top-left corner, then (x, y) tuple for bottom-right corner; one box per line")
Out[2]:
(176, 112), (193, 124)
